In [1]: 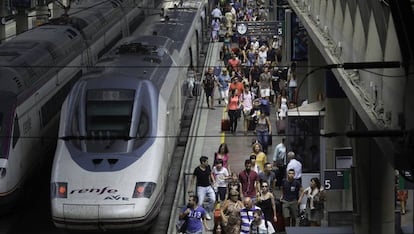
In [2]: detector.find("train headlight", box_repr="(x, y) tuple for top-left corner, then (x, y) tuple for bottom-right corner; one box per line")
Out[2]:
(51, 182), (68, 198)
(132, 182), (156, 198)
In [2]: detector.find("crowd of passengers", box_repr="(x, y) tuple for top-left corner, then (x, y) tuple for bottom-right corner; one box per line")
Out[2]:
(179, 0), (325, 234)
(179, 1), (326, 234)
(180, 147), (326, 234)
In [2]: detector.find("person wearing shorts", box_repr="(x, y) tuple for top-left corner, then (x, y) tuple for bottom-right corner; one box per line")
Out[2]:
(259, 66), (272, 102)
(280, 169), (302, 226)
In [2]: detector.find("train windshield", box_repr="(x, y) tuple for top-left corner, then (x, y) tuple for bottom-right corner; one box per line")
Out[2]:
(0, 113), (4, 157)
(0, 93), (15, 158)
(84, 89), (135, 153)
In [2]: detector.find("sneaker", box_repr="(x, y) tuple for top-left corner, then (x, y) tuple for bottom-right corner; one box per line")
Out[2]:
(205, 213), (212, 220)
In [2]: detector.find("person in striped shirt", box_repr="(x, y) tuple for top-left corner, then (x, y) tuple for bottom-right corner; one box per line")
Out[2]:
(240, 197), (262, 234)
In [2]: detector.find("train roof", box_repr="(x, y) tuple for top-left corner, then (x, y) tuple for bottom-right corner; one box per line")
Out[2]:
(132, 1), (205, 52)
(90, 36), (173, 91)
(0, 26), (84, 95)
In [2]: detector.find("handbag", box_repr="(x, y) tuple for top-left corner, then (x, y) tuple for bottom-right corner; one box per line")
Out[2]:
(176, 216), (188, 233)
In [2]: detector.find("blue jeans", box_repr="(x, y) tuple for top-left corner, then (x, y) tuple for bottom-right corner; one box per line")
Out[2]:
(196, 186), (216, 213)
(288, 86), (296, 103)
(256, 130), (269, 153)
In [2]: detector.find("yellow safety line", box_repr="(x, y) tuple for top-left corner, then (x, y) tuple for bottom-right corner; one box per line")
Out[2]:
(221, 106), (227, 144)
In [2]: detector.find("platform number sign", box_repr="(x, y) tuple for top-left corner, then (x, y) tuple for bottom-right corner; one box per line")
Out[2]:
(324, 170), (350, 190)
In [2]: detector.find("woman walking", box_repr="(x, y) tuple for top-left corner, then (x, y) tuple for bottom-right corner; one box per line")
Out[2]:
(227, 89), (241, 134)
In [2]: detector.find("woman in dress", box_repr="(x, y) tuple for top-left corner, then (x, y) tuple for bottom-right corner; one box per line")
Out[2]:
(256, 181), (277, 230)
(221, 189), (243, 234)
(298, 177), (325, 226)
(276, 88), (288, 120)
(240, 84), (254, 135)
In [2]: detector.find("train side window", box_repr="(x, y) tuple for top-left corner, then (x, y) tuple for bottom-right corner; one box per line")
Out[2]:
(134, 112), (149, 149)
(137, 113), (149, 138)
(12, 116), (20, 148)
(0, 113), (3, 132)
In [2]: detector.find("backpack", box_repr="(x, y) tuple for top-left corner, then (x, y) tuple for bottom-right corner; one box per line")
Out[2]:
(203, 75), (215, 89)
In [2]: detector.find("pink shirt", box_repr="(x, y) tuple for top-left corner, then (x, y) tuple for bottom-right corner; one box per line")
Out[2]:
(215, 153), (229, 169)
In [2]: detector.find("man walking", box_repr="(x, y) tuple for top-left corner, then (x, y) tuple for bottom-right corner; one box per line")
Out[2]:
(189, 156), (216, 220)
(179, 195), (211, 233)
(273, 137), (286, 187)
(286, 151), (302, 184)
(239, 159), (260, 201)
(258, 162), (276, 194)
(280, 169), (302, 227)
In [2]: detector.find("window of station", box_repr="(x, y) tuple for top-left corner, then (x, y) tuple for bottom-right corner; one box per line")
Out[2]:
(85, 89), (135, 138)
(287, 116), (322, 173)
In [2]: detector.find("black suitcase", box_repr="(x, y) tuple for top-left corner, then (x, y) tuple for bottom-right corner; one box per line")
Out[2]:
(193, 80), (201, 96)
(248, 116), (257, 131)
(274, 199), (286, 232)
(276, 119), (286, 134)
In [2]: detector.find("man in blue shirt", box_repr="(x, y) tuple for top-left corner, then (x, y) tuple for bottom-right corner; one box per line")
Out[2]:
(179, 195), (210, 234)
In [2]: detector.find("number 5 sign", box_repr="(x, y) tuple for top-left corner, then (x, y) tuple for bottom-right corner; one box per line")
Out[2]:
(324, 170), (350, 190)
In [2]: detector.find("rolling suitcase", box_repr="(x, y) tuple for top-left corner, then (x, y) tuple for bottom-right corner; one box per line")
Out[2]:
(276, 119), (286, 134)
(221, 118), (230, 132)
(193, 80), (201, 96)
(274, 199), (286, 232)
(248, 118), (256, 131)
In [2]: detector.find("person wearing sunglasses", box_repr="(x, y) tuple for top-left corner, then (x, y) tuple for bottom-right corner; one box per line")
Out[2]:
(256, 181), (277, 230)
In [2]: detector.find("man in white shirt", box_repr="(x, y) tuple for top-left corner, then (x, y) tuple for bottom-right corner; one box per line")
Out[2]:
(286, 151), (302, 184)
(272, 137), (286, 165)
(211, 6), (222, 21)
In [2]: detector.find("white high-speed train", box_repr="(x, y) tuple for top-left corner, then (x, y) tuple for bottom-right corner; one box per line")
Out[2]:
(0, 0), (142, 210)
(50, 0), (208, 230)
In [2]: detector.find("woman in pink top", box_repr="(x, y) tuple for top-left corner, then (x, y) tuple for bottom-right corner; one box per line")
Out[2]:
(215, 143), (231, 173)
(227, 89), (240, 134)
